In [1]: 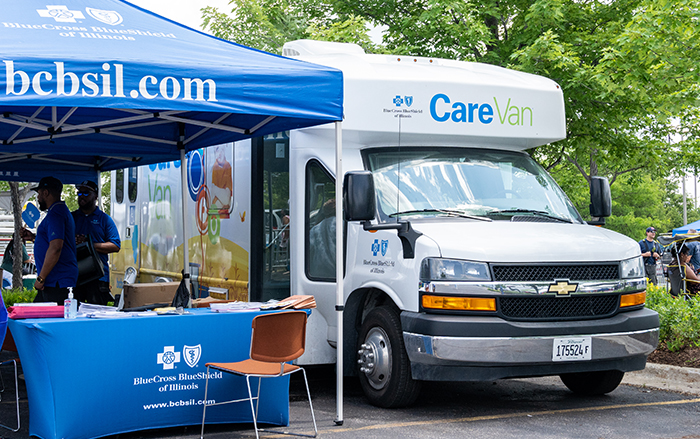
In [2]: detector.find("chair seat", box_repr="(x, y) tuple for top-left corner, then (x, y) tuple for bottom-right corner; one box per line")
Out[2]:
(207, 359), (300, 376)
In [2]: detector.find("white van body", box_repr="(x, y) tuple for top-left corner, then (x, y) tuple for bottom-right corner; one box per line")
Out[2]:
(111, 40), (659, 407)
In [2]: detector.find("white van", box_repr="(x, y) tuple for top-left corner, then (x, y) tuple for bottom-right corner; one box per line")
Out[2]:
(111, 40), (659, 408)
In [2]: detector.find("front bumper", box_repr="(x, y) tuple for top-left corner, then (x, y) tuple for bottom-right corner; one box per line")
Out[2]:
(401, 308), (659, 381)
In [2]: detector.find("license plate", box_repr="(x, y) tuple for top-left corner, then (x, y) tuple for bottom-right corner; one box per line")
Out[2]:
(552, 337), (592, 362)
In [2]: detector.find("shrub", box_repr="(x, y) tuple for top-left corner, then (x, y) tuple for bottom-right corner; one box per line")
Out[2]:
(646, 283), (700, 351)
(1, 288), (37, 307)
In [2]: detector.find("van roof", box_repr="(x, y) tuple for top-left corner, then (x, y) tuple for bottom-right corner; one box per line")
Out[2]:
(283, 40), (566, 150)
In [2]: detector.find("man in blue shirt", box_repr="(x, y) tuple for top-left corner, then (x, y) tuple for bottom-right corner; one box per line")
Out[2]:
(21, 176), (78, 303)
(72, 179), (121, 305)
(638, 226), (662, 285)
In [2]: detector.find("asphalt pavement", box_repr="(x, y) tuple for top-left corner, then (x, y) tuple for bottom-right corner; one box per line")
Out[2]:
(0, 352), (698, 439)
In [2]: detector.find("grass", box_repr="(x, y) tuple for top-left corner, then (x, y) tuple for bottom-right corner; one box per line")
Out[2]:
(645, 283), (700, 351)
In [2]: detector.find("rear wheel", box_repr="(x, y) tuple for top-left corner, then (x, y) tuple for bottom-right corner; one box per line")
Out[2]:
(560, 370), (625, 395)
(357, 306), (421, 408)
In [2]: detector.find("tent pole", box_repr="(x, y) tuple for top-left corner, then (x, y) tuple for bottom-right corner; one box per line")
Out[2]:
(96, 170), (103, 211)
(334, 121), (344, 426)
(180, 148), (191, 296)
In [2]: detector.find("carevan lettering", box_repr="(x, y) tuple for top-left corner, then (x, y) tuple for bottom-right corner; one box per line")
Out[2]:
(430, 93), (533, 126)
(429, 93), (493, 124)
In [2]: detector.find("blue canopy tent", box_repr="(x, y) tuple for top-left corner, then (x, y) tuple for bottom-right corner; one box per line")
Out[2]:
(0, 0), (349, 429)
(0, 0), (342, 183)
(673, 219), (700, 236)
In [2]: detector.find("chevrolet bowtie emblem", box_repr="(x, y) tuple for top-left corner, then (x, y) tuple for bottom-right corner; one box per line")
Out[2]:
(548, 280), (578, 296)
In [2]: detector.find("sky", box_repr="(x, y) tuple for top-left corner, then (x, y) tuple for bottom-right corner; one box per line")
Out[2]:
(127, 0), (233, 32)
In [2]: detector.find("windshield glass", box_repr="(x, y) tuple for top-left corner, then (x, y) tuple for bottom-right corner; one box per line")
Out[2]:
(364, 148), (582, 223)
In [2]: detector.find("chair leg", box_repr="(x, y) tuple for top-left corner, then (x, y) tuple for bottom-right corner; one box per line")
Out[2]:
(301, 368), (318, 438)
(0, 359), (20, 432)
(200, 366), (211, 439)
(246, 375), (260, 439)
(254, 376), (262, 420)
(258, 368), (317, 438)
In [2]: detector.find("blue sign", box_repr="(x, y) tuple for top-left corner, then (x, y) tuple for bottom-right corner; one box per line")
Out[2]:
(22, 202), (40, 228)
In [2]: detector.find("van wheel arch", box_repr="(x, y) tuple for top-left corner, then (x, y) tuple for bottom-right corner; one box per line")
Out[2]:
(343, 288), (399, 377)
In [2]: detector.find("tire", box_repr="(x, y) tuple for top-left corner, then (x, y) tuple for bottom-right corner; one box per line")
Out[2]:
(560, 370), (625, 395)
(357, 306), (421, 408)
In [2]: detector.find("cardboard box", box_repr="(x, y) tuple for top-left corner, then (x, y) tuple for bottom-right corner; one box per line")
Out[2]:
(122, 282), (179, 309)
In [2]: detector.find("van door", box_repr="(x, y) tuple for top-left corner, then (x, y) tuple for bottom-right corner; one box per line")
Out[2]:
(250, 133), (290, 302)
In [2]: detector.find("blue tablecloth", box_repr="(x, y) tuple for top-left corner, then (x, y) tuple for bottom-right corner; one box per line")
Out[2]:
(9, 309), (290, 439)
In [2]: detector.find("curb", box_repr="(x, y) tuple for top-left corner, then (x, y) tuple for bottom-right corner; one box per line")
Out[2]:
(624, 363), (700, 394)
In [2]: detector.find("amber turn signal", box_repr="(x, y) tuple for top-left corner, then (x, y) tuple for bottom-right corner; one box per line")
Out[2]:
(620, 292), (646, 308)
(422, 295), (496, 311)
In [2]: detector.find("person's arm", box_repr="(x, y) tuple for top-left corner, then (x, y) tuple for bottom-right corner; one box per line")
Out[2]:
(34, 239), (63, 290)
(93, 241), (120, 254)
(93, 216), (121, 255)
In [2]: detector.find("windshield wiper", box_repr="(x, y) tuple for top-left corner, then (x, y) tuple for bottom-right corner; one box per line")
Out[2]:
(390, 209), (492, 222)
(488, 209), (572, 223)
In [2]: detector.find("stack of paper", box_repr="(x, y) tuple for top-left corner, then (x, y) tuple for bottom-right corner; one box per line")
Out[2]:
(78, 303), (117, 314)
(260, 295), (316, 310)
(210, 301), (261, 312)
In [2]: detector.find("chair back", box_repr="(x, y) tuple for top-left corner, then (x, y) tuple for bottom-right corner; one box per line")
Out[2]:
(668, 265), (683, 297)
(250, 311), (307, 363)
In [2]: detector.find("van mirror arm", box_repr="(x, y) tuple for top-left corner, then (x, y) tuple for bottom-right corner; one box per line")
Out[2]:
(362, 220), (422, 259)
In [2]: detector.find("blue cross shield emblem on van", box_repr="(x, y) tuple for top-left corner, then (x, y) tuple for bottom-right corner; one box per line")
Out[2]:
(372, 239), (380, 256)
(381, 240), (389, 256)
(405, 96), (413, 107)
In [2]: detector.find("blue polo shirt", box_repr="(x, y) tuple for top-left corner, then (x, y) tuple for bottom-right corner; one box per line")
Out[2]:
(34, 201), (78, 288)
(72, 207), (121, 282)
(685, 241), (700, 271)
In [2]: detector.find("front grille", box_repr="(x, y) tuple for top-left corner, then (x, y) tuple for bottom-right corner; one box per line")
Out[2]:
(492, 264), (619, 282)
(499, 294), (619, 321)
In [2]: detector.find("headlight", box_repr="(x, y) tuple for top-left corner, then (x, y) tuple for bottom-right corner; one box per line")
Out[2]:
(620, 256), (644, 279)
(420, 258), (491, 282)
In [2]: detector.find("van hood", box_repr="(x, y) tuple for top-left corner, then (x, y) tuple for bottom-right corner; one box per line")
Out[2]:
(411, 219), (640, 263)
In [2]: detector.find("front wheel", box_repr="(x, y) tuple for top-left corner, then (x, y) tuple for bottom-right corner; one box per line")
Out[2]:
(560, 370), (625, 395)
(357, 307), (421, 408)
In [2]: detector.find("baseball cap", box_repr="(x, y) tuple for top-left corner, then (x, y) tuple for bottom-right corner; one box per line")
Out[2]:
(76, 180), (98, 193)
(30, 176), (63, 192)
(646, 227), (656, 233)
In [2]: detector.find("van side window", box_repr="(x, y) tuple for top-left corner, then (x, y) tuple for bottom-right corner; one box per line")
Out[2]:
(128, 167), (137, 203)
(305, 161), (336, 281)
(115, 169), (124, 204)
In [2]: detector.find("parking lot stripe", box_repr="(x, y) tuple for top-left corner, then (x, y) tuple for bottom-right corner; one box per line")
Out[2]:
(286, 397), (700, 435)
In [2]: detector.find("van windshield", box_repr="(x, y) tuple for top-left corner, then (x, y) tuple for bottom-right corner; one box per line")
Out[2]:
(364, 148), (583, 223)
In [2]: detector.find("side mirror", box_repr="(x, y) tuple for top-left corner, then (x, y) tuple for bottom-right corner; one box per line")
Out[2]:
(589, 176), (612, 219)
(343, 171), (376, 222)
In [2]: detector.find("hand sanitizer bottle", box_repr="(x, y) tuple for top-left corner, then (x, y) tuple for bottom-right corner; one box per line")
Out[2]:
(64, 288), (77, 319)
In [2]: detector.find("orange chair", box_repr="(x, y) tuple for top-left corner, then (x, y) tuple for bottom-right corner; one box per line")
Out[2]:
(200, 311), (317, 438)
